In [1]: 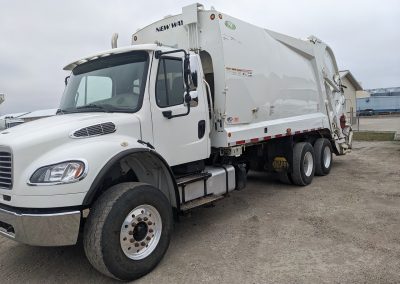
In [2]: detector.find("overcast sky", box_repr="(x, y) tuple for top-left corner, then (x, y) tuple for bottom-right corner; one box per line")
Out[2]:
(0, 0), (399, 114)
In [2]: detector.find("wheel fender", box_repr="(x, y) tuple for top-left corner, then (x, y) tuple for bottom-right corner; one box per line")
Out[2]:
(83, 148), (179, 210)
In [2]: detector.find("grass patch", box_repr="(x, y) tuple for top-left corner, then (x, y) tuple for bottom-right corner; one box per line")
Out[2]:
(353, 131), (395, 141)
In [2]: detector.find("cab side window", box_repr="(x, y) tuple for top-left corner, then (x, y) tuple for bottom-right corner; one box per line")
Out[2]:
(156, 58), (184, 108)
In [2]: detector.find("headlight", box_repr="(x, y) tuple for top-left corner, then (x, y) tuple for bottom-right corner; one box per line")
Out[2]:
(29, 160), (87, 185)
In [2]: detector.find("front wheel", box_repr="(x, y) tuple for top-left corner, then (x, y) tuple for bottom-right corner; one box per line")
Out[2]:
(83, 182), (173, 281)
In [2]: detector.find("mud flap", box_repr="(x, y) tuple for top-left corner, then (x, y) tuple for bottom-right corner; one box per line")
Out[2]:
(234, 164), (247, 190)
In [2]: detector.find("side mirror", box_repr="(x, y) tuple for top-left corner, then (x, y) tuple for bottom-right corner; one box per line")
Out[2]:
(187, 91), (198, 107)
(183, 55), (198, 92)
(189, 55), (198, 90)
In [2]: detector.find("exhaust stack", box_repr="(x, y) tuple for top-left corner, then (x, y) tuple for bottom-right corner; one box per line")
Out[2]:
(111, 33), (118, 49)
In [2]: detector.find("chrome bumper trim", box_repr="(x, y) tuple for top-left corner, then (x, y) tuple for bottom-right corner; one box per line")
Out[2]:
(0, 206), (81, 246)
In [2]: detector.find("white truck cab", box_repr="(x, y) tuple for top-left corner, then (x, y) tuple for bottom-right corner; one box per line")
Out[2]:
(0, 3), (352, 281)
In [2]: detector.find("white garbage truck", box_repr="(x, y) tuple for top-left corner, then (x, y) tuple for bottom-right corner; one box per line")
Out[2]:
(0, 3), (352, 281)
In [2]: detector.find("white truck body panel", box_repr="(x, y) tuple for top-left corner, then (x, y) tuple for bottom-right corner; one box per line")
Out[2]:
(132, 4), (346, 148)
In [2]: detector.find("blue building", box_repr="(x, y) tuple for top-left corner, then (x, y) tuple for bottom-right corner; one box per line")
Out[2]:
(357, 87), (400, 114)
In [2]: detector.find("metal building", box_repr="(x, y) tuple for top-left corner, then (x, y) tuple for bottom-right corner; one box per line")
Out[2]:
(358, 87), (400, 114)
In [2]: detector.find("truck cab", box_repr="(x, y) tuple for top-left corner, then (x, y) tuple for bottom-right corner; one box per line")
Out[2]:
(62, 45), (211, 166)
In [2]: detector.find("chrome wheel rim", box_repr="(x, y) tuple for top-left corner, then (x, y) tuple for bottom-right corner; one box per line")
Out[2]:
(120, 204), (162, 260)
(303, 152), (314, 177)
(323, 146), (331, 169)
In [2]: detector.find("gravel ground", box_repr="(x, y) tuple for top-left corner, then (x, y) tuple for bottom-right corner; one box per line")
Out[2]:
(0, 141), (399, 283)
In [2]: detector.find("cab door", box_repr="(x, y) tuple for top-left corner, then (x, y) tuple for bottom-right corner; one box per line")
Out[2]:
(149, 54), (209, 166)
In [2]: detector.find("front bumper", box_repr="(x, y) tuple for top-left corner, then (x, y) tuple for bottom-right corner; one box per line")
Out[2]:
(0, 205), (81, 246)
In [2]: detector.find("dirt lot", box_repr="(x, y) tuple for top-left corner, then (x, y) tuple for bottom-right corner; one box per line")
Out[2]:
(357, 116), (400, 132)
(1, 141), (399, 283)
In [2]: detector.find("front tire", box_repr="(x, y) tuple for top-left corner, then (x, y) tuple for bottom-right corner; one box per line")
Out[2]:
(291, 142), (315, 186)
(83, 182), (173, 281)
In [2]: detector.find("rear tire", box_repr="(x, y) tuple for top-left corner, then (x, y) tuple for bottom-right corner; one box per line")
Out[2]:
(314, 138), (333, 176)
(83, 182), (173, 281)
(291, 142), (315, 186)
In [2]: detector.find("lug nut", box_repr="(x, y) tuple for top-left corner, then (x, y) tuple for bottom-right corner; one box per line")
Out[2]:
(144, 217), (148, 221)
(141, 241), (146, 246)
(146, 236), (151, 241)
(130, 239), (134, 243)
(137, 217), (142, 222)
(131, 222), (137, 227)
(149, 229), (154, 233)
(134, 243), (139, 247)
(128, 231), (133, 235)
(148, 221), (152, 225)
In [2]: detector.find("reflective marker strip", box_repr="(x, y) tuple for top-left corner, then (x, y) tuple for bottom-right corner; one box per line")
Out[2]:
(232, 128), (325, 146)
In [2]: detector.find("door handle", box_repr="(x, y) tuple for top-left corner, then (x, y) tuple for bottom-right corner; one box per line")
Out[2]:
(198, 120), (206, 139)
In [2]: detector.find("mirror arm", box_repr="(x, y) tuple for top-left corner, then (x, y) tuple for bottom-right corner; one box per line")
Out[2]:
(162, 102), (191, 119)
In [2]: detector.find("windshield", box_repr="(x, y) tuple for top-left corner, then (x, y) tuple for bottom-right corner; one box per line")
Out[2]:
(59, 51), (149, 113)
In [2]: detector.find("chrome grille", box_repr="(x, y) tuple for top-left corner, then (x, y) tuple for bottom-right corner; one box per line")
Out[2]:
(0, 148), (12, 190)
(72, 122), (116, 138)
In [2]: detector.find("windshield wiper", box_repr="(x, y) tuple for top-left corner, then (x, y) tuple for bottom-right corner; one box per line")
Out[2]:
(76, 104), (112, 112)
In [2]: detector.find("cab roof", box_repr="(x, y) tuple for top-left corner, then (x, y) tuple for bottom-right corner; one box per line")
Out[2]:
(63, 44), (169, 71)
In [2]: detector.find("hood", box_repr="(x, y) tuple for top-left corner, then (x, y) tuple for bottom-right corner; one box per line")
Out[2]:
(0, 112), (142, 149)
